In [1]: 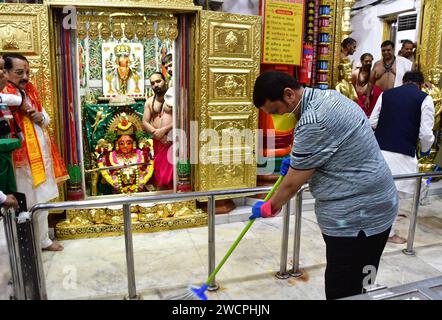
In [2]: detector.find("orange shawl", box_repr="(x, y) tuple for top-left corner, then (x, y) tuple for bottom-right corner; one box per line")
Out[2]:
(4, 82), (69, 186)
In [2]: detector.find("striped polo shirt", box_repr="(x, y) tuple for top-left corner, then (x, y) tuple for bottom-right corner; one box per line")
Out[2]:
(290, 87), (398, 237)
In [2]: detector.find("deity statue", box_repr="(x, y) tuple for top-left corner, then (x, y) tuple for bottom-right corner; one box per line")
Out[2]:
(105, 44), (141, 95)
(422, 66), (442, 132)
(95, 110), (154, 194)
(335, 58), (358, 101)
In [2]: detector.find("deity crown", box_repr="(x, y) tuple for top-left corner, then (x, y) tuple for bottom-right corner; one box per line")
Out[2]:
(114, 43), (131, 56)
(116, 112), (134, 135)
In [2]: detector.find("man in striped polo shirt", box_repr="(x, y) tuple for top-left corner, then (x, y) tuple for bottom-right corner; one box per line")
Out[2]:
(250, 71), (398, 300)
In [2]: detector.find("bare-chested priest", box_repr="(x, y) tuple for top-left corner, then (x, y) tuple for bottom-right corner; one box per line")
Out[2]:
(142, 72), (173, 190)
(364, 40), (412, 109)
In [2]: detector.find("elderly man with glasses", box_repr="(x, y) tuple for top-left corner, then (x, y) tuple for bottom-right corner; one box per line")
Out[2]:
(2, 53), (69, 251)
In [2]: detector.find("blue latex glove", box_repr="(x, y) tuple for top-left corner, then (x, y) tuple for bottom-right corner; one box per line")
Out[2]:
(280, 156), (291, 176)
(249, 201), (264, 220)
(420, 149), (431, 157)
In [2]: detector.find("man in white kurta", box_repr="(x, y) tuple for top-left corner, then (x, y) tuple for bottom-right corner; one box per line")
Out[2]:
(4, 54), (64, 251)
(370, 71), (435, 244)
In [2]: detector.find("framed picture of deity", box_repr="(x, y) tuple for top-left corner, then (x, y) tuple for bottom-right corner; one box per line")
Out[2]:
(101, 42), (145, 98)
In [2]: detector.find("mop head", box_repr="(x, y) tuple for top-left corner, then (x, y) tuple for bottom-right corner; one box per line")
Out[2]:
(190, 284), (208, 300)
(166, 284), (208, 300)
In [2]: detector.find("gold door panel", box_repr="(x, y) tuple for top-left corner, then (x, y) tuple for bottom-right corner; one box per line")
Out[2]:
(195, 10), (261, 192)
(0, 4), (55, 128)
(209, 68), (251, 102)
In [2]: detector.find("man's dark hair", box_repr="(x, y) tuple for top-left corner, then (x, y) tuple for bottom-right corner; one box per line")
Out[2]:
(253, 71), (301, 108)
(341, 37), (356, 49)
(381, 40), (395, 48)
(402, 71), (424, 84)
(3, 53), (28, 71)
(360, 53), (373, 61)
(401, 39), (414, 48)
(150, 71), (166, 81)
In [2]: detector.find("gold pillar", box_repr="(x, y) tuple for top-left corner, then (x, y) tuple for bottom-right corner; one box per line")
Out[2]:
(331, 0), (356, 87)
(341, 0), (355, 38)
(417, 0), (442, 80)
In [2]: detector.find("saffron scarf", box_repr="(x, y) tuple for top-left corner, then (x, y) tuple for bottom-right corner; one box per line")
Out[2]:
(4, 82), (69, 186)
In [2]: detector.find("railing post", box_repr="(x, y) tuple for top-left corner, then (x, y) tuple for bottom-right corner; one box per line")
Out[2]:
(30, 211), (48, 299)
(207, 195), (218, 291)
(276, 202), (291, 279)
(290, 189), (303, 277)
(403, 177), (422, 256)
(1, 208), (26, 300)
(122, 203), (140, 299)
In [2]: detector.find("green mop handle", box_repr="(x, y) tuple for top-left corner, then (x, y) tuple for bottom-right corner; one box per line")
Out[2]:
(204, 175), (284, 287)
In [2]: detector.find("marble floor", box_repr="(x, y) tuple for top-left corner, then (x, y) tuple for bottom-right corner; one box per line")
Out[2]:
(1, 195), (442, 300)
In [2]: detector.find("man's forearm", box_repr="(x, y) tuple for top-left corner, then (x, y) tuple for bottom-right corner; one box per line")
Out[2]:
(270, 168), (315, 211)
(142, 121), (157, 133)
(365, 82), (373, 97)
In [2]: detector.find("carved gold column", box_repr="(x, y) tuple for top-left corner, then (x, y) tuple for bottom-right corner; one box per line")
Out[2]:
(417, 0), (442, 171)
(331, 0), (356, 87)
(341, 0), (355, 38)
(417, 0), (442, 80)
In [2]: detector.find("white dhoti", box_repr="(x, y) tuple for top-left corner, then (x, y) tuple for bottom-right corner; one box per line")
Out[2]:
(15, 110), (59, 249)
(381, 150), (417, 237)
(381, 150), (418, 195)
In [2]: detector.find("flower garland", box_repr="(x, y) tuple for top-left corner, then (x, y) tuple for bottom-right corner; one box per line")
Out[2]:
(98, 149), (154, 194)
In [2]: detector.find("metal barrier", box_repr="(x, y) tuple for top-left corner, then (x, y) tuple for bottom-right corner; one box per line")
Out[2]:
(1, 207), (47, 300)
(280, 171), (442, 279)
(3, 170), (441, 299)
(25, 185), (275, 300)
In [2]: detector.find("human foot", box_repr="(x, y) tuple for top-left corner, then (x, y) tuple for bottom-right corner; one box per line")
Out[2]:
(43, 242), (64, 251)
(388, 235), (407, 244)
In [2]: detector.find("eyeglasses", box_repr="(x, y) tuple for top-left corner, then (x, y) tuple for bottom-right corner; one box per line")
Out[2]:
(11, 69), (30, 77)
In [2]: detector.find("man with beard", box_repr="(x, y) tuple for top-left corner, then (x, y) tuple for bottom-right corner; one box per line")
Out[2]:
(142, 72), (173, 190)
(351, 53), (382, 117)
(364, 40), (412, 109)
(339, 37), (357, 63)
(3, 53), (68, 251)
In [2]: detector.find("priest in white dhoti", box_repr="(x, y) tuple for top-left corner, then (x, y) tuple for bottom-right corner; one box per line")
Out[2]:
(370, 71), (435, 244)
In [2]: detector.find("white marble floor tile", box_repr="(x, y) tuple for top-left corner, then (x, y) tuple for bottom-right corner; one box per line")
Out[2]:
(377, 250), (442, 288)
(412, 245), (442, 273)
(1, 195), (442, 300)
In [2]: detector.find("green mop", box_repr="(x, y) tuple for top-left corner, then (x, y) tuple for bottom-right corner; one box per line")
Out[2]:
(169, 175), (284, 300)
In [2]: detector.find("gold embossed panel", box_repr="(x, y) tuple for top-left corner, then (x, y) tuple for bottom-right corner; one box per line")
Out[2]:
(209, 68), (251, 102)
(0, 18), (37, 53)
(210, 22), (253, 60)
(195, 11), (261, 192)
(0, 4), (55, 133)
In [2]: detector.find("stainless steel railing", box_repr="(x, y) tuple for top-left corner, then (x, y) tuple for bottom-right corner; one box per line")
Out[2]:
(6, 170), (442, 299)
(26, 185), (275, 300)
(281, 171), (442, 279)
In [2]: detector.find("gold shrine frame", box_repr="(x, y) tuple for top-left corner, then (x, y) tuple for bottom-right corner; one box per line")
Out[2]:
(44, 0), (197, 11)
(72, 8), (185, 198)
(194, 11), (261, 192)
